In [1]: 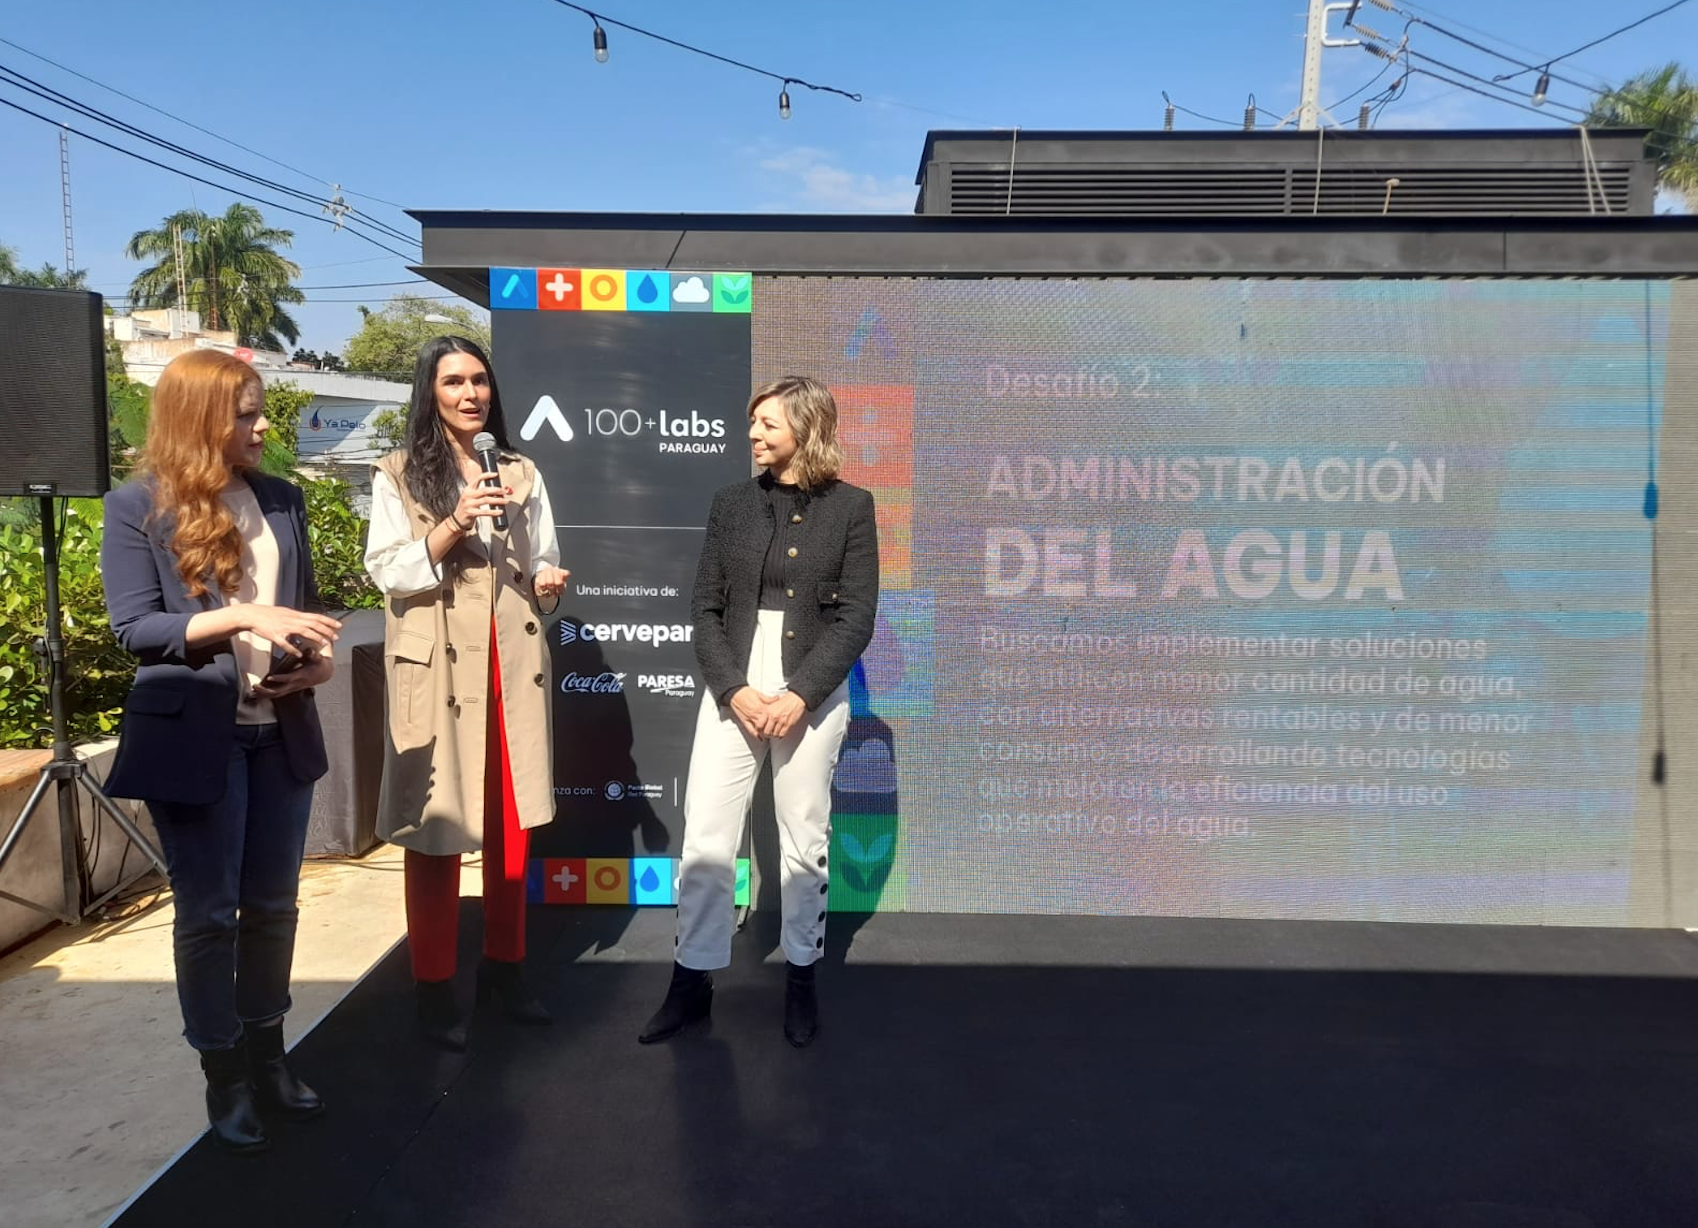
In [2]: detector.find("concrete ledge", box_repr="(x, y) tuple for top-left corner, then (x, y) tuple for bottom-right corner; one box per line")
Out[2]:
(0, 750), (51, 792)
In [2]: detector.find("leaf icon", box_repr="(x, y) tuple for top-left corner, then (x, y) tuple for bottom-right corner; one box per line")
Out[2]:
(841, 832), (867, 862)
(867, 834), (894, 863)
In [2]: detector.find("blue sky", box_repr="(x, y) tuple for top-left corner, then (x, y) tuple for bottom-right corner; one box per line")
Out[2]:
(2, 0), (1692, 353)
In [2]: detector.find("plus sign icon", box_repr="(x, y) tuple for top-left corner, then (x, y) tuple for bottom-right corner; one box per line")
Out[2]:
(536, 268), (581, 312)
(540, 858), (587, 904)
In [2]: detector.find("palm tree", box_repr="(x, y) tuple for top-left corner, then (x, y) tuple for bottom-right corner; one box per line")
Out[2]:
(125, 203), (306, 351)
(0, 242), (87, 289)
(1587, 62), (1698, 204)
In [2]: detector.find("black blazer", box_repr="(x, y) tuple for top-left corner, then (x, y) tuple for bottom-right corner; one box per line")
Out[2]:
(692, 474), (878, 710)
(101, 473), (328, 806)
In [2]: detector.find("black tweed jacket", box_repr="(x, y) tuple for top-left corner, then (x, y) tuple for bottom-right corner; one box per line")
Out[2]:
(691, 473), (879, 710)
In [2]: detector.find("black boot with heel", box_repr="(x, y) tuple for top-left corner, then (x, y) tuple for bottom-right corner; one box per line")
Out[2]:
(415, 979), (469, 1052)
(476, 957), (552, 1024)
(244, 1021), (324, 1119)
(638, 962), (714, 1044)
(784, 961), (819, 1048)
(199, 1042), (269, 1154)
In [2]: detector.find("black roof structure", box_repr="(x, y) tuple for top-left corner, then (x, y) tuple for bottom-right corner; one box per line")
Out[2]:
(911, 128), (1661, 218)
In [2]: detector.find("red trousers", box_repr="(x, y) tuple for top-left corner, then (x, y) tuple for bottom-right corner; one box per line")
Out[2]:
(405, 619), (530, 982)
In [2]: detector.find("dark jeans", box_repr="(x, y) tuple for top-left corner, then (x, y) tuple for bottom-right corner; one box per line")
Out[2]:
(149, 723), (315, 1052)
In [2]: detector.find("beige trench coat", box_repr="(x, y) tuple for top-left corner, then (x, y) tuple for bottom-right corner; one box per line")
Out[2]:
(372, 451), (556, 855)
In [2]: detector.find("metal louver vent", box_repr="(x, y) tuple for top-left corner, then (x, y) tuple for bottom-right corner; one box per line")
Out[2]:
(916, 131), (1657, 218)
(946, 163), (1635, 216)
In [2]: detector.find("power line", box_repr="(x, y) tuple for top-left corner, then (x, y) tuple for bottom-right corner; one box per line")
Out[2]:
(0, 35), (411, 213)
(1494, 0), (1696, 84)
(0, 93), (419, 262)
(0, 62), (420, 251)
(545, 1), (861, 117)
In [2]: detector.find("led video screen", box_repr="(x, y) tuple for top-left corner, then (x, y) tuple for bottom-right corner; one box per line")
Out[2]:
(740, 276), (1683, 925)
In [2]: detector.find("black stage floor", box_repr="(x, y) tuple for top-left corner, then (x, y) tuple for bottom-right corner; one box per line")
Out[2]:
(112, 907), (1698, 1228)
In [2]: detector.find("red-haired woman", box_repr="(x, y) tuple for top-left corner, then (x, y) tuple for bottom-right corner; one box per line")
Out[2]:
(102, 349), (342, 1154)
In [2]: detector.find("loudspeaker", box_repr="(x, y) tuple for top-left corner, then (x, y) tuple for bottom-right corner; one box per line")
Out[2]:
(0, 286), (110, 497)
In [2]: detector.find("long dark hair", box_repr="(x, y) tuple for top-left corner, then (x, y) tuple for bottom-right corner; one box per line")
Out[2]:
(401, 335), (513, 521)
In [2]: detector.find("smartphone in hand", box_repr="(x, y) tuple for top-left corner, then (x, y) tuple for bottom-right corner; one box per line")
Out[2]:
(267, 634), (318, 677)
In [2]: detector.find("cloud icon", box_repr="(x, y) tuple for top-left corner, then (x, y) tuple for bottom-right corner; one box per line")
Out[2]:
(673, 275), (711, 304)
(836, 740), (896, 793)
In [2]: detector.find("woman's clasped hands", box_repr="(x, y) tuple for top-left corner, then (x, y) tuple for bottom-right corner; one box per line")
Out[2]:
(728, 686), (808, 740)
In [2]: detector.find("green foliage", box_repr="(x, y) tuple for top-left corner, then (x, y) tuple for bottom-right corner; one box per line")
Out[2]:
(1588, 62), (1698, 203)
(260, 382), (313, 475)
(125, 204), (305, 350)
(302, 477), (381, 611)
(0, 242), (88, 289)
(0, 501), (132, 749)
(343, 294), (490, 376)
(369, 406), (407, 455)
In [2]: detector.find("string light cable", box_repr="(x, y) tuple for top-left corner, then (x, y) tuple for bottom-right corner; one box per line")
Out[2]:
(546, 1), (861, 118)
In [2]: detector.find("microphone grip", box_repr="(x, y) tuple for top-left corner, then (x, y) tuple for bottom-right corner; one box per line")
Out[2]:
(476, 447), (509, 531)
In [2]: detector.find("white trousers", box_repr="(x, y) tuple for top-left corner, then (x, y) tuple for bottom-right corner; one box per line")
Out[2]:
(676, 610), (850, 970)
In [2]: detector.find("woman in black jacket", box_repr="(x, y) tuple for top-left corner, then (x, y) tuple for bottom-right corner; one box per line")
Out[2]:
(102, 349), (340, 1152)
(640, 376), (878, 1048)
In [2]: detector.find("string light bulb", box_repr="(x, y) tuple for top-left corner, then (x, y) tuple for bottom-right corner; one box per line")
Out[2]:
(779, 81), (792, 120)
(1531, 67), (1550, 105)
(593, 21), (609, 63)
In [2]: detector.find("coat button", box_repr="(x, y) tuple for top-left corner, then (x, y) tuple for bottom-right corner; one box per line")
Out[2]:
(791, 513), (803, 523)
(525, 621), (538, 634)
(534, 673), (545, 686)
(816, 855), (827, 868)
(446, 645), (457, 662)
(446, 696), (456, 708)
(831, 592), (838, 601)
(784, 630), (795, 640)
(817, 910), (826, 922)
(786, 546), (798, 558)
(514, 570), (524, 585)
(785, 588), (795, 599)
(819, 883), (828, 894)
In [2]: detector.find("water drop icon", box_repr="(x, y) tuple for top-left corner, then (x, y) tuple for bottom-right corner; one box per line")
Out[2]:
(636, 274), (658, 305)
(638, 865), (660, 892)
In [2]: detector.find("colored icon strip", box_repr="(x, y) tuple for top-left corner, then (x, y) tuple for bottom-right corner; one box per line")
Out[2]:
(529, 858), (752, 906)
(490, 268), (751, 313)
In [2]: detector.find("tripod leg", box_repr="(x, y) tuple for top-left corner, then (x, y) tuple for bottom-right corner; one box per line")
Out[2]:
(0, 771), (79, 922)
(0, 770), (57, 872)
(79, 771), (168, 875)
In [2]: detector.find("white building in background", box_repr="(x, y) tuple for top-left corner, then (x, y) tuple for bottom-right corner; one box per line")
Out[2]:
(109, 308), (408, 497)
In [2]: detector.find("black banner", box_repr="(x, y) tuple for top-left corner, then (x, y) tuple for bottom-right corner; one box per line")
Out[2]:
(492, 307), (751, 860)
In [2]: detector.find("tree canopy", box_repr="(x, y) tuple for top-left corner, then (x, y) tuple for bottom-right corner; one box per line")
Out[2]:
(341, 294), (491, 376)
(0, 242), (87, 289)
(125, 203), (306, 350)
(1587, 62), (1698, 204)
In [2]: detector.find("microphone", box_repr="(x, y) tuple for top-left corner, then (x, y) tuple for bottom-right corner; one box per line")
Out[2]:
(471, 431), (508, 531)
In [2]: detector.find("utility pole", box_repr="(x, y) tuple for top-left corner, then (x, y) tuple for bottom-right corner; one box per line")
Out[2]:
(1290, 0), (1361, 130)
(58, 126), (74, 279)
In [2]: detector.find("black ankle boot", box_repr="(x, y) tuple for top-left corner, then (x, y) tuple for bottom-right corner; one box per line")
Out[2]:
(244, 1021), (324, 1120)
(199, 1043), (269, 1154)
(476, 957), (552, 1024)
(638, 962), (713, 1044)
(415, 979), (468, 1052)
(784, 962), (819, 1048)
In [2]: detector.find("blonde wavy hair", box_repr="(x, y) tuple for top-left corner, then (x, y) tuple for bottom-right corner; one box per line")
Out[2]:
(748, 375), (844, 490)
(137, 350), (265, 598)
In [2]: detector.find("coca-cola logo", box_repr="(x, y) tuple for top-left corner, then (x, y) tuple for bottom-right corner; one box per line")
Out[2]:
(559, 670), (626, 695)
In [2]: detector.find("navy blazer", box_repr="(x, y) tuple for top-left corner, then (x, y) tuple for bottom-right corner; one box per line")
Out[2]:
(101, 473), (328, 806)
(692, 474), (879, 711)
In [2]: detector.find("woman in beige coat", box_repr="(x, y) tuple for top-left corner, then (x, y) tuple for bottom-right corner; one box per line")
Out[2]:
(364, 336), (568, 1050)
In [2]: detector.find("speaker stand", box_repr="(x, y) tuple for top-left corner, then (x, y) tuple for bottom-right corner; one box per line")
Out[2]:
(0, 498), (167, 924)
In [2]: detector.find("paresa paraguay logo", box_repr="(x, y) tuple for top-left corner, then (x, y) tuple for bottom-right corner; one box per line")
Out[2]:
(637, 673), (697, 699)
